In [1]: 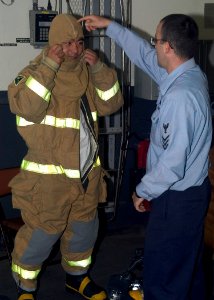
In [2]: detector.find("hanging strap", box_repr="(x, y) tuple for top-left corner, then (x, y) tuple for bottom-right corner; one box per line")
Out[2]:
(81, 94), (95, 134)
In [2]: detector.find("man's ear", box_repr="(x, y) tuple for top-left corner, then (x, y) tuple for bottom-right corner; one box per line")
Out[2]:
(164, 41), (172, 53)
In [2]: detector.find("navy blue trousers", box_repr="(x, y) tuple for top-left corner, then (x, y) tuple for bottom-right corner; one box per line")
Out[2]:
(143, 177), (211, 300)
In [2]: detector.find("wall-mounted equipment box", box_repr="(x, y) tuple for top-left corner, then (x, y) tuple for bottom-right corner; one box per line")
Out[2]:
(29, 10), (58, 48)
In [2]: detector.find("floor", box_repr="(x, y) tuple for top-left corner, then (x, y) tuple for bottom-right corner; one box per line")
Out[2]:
(0, 203), (147, 300)
(0, 208), (213, 300)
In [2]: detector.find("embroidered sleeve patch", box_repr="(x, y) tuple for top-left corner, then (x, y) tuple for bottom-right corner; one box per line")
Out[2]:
(14, 75), (25, 86)
(162, 122), (169, 150)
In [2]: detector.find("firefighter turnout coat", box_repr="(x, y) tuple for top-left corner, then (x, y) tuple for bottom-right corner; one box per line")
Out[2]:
(7, 14), (123, 290)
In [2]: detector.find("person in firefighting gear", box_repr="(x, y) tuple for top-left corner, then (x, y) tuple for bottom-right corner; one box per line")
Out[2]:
(7, 14), (123, 300)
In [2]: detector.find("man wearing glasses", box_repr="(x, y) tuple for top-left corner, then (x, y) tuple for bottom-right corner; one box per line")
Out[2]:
(79, 14), (212, 300)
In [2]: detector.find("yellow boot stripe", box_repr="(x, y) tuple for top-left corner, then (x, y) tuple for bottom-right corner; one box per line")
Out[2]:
(91, 291), (107, 300)
(18, 294), (34, 300)
(79, 276), (107, 300)
(79, 276), (91, 295)
(129, 290), (144, 300)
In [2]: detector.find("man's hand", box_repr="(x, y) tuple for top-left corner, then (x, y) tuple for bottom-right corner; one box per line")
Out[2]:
(132, 192), (147, 213)
(47, 44), (65, 65)
(78, 15), (111, 31)
(83, 49), (99, 66)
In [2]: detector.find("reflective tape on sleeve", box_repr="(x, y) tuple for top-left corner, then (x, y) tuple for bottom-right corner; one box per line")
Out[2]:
(12, 262), (40, 280)
(25, 76), (51, 102)
(16, 115), (34, 126)
(63, 256), (92, 268)
(95, 80), (120, 101)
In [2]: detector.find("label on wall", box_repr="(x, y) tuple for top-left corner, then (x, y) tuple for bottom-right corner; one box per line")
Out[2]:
(16, 38), (30, 43)
(0, 43), (17, 46)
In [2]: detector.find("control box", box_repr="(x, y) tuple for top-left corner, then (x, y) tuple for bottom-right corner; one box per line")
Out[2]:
(29, 10), (58, 47)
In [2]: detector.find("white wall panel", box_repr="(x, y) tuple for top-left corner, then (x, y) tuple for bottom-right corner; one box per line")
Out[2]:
(0, 0), (67, 91)
(132, 0), (214, 39)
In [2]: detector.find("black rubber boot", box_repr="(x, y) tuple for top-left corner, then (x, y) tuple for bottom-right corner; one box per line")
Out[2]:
(17, 288), (36, 300)
(65, 273), (107, 300)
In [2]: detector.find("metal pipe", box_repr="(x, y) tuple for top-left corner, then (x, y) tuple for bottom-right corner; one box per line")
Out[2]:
(59, 0), (62, 13)
(83, 0), (87, 16)
(113, 0), (132, 220)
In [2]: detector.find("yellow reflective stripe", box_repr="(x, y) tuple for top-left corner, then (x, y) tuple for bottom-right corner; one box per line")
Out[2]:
(79, 276), (91, 295)
(16, 115), (34, 126)
(41, 115), (80, 129)
(94, 156), (100, 167)
(12, 262), (40, 280)
(16, 115), (80, 129)
(95, 80), (120, 101)
(21, 158), (101, 178)
(64, 169), (80, 178)
(21, 160), (65, 175)
(91, 111), (97, 122)
(25, 76), (51, 102)
(19, 294), (34, 300)
(64, 256), (91, 268)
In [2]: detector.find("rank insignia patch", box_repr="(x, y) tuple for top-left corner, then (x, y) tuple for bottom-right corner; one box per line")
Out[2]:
(162, 123), (169, 150)
(14, 75), (25, 86)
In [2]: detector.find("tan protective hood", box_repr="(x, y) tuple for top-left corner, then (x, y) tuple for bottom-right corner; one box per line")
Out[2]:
(48, 14), (84, 46)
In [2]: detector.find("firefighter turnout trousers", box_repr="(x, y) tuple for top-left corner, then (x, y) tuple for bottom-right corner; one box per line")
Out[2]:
(10, 166), (106, 291)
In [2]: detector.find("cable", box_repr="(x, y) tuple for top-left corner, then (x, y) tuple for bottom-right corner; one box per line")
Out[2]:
(66, 0), (73, 15)
(0, 0), (14, 5)
(66, 0), (87, 16)
(82, 0), (87, 17)
(47, 0), (52, 10)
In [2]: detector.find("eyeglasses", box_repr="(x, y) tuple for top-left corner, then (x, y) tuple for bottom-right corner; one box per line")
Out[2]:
(150, 37), (166, 46)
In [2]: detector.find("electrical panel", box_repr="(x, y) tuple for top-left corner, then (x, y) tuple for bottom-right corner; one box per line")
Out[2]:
(29, 10), (58, 47)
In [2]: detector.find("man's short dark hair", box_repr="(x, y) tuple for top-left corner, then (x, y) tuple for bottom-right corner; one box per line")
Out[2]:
(160, 14), (199, 59)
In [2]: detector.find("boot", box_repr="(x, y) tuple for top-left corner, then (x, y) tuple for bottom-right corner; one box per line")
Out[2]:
(65, 273), (107, 300)
(17, 288), (36, 300)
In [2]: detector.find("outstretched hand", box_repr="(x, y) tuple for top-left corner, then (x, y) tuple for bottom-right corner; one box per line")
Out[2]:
(78, 15), (111, 31)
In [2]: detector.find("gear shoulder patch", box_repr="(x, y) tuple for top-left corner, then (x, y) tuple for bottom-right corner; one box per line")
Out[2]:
(14, 75), (25, 86)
